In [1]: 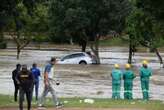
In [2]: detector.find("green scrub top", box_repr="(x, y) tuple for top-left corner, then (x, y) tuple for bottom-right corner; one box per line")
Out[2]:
(111, 69), (122, 84)
(123, 70), (135, 84)
(139, 67), (152, 81)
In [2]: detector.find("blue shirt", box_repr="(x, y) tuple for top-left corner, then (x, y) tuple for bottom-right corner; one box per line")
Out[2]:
(45, 63), (54, 78)
(31, 67), (40, 81)
(45, 63), (53, 73)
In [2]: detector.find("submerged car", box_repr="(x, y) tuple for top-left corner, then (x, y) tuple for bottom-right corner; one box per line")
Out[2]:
(57, 52), (95, 64)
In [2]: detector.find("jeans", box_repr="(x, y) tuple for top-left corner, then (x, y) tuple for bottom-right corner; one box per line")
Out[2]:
(32, 80), (39, 100)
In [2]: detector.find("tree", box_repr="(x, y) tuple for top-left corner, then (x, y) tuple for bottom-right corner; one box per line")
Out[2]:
(29, 3), (50, 49)
(0, 0), (48, 59)
(125, 7), (142, 64)
(0, 0), (11, 49)
(49, 0), (132, 64)
(136, 0), (164, 22)
(136, 0), (164, 67)
(125, 2), (164, 67)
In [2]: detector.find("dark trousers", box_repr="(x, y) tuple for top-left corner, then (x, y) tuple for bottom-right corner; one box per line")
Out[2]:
(32, 80), (39, 100)
(14, 82), (19, 102)
(19, 88), (32, 110)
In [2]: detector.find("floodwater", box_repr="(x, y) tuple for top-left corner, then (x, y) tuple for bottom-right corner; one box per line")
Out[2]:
(0, 47), (164, 101)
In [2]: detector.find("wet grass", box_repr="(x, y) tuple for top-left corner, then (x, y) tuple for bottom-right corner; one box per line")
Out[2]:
(0, 95), (164, 110)
(100, 38), (128, 47)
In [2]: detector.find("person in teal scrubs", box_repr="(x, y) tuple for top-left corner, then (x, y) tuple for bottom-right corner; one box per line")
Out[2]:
(111, 64), (122, 99)
(123, 64), (136, 100)
(140, 60), (152, 100)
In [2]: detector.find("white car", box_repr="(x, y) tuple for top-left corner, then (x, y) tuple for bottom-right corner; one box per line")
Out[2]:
(57, 52), (94, 64)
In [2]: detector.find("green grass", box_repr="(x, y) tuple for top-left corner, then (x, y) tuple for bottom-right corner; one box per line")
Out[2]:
(0, 95), (164, 110)
(99, 37), (128, 46)
(99, 37), (164, 48)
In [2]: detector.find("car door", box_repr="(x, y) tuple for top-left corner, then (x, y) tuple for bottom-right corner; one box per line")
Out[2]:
(60, 54), (73, 64)
(67, 54), (80, 64)
(71, 53), (85, 64)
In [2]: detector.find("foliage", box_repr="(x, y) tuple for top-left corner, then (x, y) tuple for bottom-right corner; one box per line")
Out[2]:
(49, 0), (131, 39)
(125, 0), (164, 65)
(0, 0), (48, 59)
(0, 40), (7, 49)
(49, 0), (132, 63)
(136, 0), (164, 44)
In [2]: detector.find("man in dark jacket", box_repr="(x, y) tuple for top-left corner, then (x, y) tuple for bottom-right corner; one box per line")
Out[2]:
(16, 65), (34, 110)
(12, 64), (21, 102)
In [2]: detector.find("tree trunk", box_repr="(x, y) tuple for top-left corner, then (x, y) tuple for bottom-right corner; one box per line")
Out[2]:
(70, 37), (74, 45)
(17, 46), (21, 59)
(81, 40), (87, 52)
(128, 42), (133, 64)
(90, 35), (100, 64)
(154, 48), (164, 68)
(95, 36), (100, 64)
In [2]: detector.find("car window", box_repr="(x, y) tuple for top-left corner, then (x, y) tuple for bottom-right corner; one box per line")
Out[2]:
(61, 53), (85, 61)
(61, 55), (72, 61)
(72, 53), (85, 58)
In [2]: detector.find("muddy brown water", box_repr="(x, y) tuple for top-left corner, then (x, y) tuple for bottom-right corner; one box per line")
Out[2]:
(0, 48), (164, 101)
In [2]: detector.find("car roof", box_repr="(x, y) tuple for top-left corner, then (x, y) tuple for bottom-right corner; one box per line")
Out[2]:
(66, 52), (86, 55)
(62, 52), (87, 57)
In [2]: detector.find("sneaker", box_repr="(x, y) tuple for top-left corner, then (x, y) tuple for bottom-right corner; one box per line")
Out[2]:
(56, 102), (64, 108)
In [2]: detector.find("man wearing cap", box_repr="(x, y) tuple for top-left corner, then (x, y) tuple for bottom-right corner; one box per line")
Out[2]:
(140, 60), (152, 100)
(111, 64), (122, 99)
(123, 64), (136, 100)
(16, 65), (34, 110)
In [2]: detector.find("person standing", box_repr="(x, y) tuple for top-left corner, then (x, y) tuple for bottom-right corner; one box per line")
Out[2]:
(38, 57), (63, 108)
(123, 64), (136, 100)
(140, 60), (152, 100)
(16, 65), (34, 110)
(12, 64), (21, 102)
(111, 64), (122, 99)
(31, 63), (41, 101)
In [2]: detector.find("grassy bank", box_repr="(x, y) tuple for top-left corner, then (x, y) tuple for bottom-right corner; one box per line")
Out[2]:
(100, 38), (128, 47)
(0, 95), (164, 110)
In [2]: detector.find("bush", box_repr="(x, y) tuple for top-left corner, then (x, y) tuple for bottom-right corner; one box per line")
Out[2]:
(49, 35), (70, 44)
(0, 41), (7, 49)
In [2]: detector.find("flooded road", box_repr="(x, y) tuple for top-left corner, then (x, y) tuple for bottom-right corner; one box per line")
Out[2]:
(0, 48), (164, 101)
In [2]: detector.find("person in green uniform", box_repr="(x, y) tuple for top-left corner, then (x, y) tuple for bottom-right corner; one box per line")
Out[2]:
(111, 64), (122, 99)
(140, 60), (152, 100)
(123, 64), (136, 100)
